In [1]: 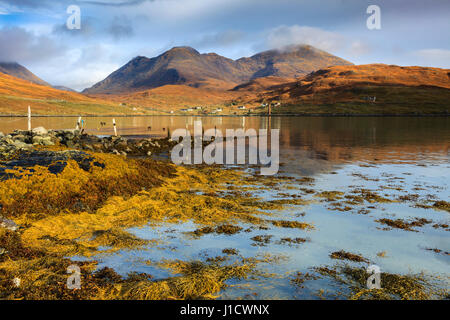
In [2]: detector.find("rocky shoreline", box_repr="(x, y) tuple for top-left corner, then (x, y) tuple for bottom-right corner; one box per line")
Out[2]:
(0, 127), (178, 159)
(0, 127), (181, 182)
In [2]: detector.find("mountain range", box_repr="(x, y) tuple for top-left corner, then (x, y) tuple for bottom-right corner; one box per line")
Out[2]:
(0, 62), (50, 87)
(0, 44), (448, 115)
(83, 45), (352, 94)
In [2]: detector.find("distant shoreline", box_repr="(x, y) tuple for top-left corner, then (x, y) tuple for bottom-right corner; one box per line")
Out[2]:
(0, 113), (449, 118)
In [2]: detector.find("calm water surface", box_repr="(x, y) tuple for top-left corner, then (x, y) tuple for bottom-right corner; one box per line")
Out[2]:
(2, 116), (448, 299)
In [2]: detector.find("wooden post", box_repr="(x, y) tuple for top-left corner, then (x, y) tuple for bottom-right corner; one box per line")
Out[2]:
(268, 103), (271, 116)
(28, 106), (31, 131)
(76, 116), (81, 130)
(113, 118), (117, 136)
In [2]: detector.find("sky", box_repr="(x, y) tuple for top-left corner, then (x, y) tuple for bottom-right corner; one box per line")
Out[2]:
(0, 0), (449, 91)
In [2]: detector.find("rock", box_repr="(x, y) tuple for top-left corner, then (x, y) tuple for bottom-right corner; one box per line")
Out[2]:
(13, 134), (27, 142)
(32, 136), (44, 145)
(0, 216), (19, 231)
(115, 139), (128, 148)
(41, 137), (55, 146)
(12, 140), (31, 149)
(82, 144), (94, 151)
(147, 151), (152, 156)
(92, 143), (103, 150)
(13, 278), (21, 288)
(112, 149), (120, 155)
(12, 130), (30, 136)
(32, 126), (48, 135)
(32, 136), (54, 146)
(0, 132), (4, 137)
(66, 140), (75, 148)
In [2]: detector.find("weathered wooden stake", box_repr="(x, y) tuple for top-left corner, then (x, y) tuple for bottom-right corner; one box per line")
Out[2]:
(76, 116), (82, 130)
(113, 118), (117, 136)
(28, 106), (31, 131)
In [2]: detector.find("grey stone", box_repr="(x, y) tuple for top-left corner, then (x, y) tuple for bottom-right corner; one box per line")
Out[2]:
(12, 141), (30, 149)
(13, 134), (27, 142)
(32, 136), (44, 145)
(41, 137), (55, 146)
(0, 216), (19, 231)
(32, 126), (48, 135)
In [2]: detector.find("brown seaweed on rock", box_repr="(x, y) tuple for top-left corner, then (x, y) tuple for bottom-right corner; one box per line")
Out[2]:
(330, 250), (369, 263)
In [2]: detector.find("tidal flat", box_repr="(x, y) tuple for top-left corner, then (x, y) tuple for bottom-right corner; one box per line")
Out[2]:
(0, 116), (449, 300)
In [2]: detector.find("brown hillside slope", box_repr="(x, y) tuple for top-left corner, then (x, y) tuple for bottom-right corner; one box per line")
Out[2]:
(255, 64), (450, 114)
(92, 76), (298, 112)
(0, 73), (142, 115)
(287, 64), (449, 97)
(92, 84), (242, 112)
(0, 62), (50, 87)
(231, 76), (296, 92)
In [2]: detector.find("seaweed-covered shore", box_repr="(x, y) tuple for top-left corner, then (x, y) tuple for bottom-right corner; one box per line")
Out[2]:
(0, 128), (448, 300)
(0, 128), (310, 299)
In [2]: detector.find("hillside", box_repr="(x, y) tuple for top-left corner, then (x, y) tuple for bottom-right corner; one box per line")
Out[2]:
(83, 45), (352, 94)
(94, 84), (241, 112)
(52, 85), (77, 92)
(0, 62), (50, 87)
(1, 62), (449, 116)
(253, 64), (450, 115)
(0, 72), (144, 115)
(231, 76), (296, 92)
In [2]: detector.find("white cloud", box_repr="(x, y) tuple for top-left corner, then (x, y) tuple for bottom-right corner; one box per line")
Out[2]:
(266, 25), (345, 52)
(32, 44), (123, 90)
(263, 25), (372, 60)
(348, 41), (371, 56)
(414, 49), (450, 68)
(0, 26), (67, 64)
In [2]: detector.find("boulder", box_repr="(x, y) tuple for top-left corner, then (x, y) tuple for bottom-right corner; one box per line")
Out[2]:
(32, 127), (48, 135)
(12, 140), (31, 149)
(41, 137), (55, 146)
(32, 135), (54, 146)
(32, 136), (44, 145)
(13, 134), (27, 142)
(0, 216), (19, 231)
